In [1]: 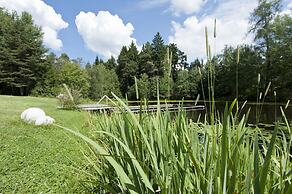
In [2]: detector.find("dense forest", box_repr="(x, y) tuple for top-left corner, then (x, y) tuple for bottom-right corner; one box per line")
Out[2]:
(0, 0), (291, 101)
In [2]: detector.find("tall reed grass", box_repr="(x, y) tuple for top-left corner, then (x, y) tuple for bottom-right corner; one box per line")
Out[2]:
(56, 20), (291, 193)
(56, 95), (291, 193)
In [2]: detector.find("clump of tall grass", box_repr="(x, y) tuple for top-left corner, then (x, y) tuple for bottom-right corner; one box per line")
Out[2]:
(57, 84), (82, 109)
(56, 20), (291, 193)
(56, 95), (291, 193)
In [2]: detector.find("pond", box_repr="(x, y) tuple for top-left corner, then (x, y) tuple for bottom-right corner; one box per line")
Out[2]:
(186, 101), (292, 125)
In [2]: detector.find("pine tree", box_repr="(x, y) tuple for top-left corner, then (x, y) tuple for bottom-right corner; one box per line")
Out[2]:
(151, 32), (166, 76)
(0, 10), (47, 95)
(116, 44), (138, 96)
(168, 43), (188, 81)
(31, 52), (59, 96)
(105, 56), (117, 70)
(138, 42), (155, 77)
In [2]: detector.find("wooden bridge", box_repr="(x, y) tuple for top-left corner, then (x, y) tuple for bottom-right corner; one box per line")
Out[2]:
(77, 103), (205, 113)
(58, 95), (205, 113)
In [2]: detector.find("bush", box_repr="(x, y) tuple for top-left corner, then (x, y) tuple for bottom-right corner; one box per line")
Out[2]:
(57, 84), (82, 109)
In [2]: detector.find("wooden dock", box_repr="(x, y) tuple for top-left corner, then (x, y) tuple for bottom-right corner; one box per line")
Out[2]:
(77, 103), (205, 113)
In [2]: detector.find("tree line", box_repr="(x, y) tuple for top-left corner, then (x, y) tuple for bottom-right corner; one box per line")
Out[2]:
(0, 0), (291, 101)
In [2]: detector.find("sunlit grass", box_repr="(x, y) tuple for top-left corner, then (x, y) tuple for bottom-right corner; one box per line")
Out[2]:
(57, 95), (292, 193)
(0, 95), (90, 193)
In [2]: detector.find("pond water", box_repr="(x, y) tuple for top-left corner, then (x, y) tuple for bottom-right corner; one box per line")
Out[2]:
(127, 101), (292, 125)
(186, 102), (292, 125)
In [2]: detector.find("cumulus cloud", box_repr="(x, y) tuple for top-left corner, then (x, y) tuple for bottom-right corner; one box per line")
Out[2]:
(0, 0), (68, 50)
(139, 0), (206, 15)
(169, 0), (257, 61)
(75, 11), (137, 59)
(170, 0), (207, 16)
(280, 2), (292, 16)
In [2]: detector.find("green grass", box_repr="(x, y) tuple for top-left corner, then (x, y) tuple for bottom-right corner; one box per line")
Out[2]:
(58, 95), (292, 193)
(1, 95), (291, 193)
(0, 95), (90, 193)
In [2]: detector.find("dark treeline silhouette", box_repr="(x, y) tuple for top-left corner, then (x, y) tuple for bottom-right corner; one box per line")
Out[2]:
(0, 0), (291, 101)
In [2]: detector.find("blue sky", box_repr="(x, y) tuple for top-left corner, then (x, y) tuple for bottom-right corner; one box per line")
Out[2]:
(50, 0), (178, 62)
(0, 0), (291, 63)
(44, 0), (222, 62)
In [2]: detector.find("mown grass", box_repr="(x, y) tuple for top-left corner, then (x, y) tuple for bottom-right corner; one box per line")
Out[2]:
(0, 95), (90, 193)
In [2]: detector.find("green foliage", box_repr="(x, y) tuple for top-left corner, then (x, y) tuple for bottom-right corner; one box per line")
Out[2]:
(249, 0), (281, 47)
(31, 53), (60, 97)
(138, 42), (155, 77)
(174, 69), (200, 99)
(169, 43), (188, 81)
(249, 0), (281, 85)
(148, 76), (172, 99)
(116, 43), (139, 95)
(58, 60), (89, 97)
(0, 10), (47, 96)
(151, 32), (167, 76)
(58, 96), (292, 193)
(104, 56), (117, 70)
(57, 84), (83, 109)
(128, 74), (150, 99)
(215, 45), (263, 100)
(1, 2), (292, 102)
(87, 63), (121, 99)
(269, 15), (292, 100)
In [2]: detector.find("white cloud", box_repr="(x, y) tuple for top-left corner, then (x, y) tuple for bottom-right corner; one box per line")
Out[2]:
(170, 0), (207, 16)
(280, 2), (292, 16)
(0, 0), (68, 50)
(75, 11), (137, 59)
(139, 0), (206, 15)
(169, 0), (257, 61)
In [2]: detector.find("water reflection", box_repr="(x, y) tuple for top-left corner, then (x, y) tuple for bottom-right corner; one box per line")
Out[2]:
(187, 102), (292, 124)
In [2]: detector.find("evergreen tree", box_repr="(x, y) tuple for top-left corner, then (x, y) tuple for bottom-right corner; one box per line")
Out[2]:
(177, 50), (188, 69)
(116, 44), (138, 96)
(190, 58), (203, 69)
(31, 52), (59, 96)
(169, 43), (179, 80)
(105, 56), (117, 70)
(128, 74), (150, 99)
(94, 56), (104, 66)
(0, 10), (47, 95)
(151, 32), (166, 76)
(138, 42), (155, 77)
(168, 43), (188, 81)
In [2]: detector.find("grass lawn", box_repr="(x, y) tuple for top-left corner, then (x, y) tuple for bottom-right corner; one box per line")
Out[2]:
(0, 95), (91, 193)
